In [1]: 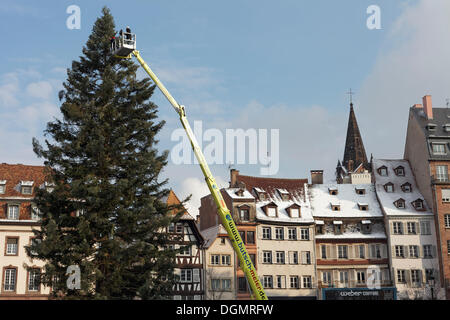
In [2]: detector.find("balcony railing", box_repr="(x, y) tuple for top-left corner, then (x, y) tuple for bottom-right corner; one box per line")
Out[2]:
(431, 175), (450, 185)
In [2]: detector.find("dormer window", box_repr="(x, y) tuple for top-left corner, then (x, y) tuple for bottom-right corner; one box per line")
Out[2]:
(432, 143), (446, 155)
(401, 182), (412, 193)
(443, 124), (450, 132)
(264, 202), (278, 217)
(355, 188), (366, 195)
(384, 182), (394, 193)
(328, 187), (338, 195)
(426, 123), (437, 131)
(7, 204), (19, 220)
(412, 199), (425, 211)
(377, 166), (388, 176)
(44, 182), (55, 193)
(358, 203), (369, 211)
(277, 189), (289, 201)
(361, 220), (372, 234)
(31, 207), (41, 221)
(20, 181), (33, 195)
(253, 187), (267, 200)
(330, 203), (340, 211)
(333, 221), (343, 234)
(235, 188), (244, 197)
(238, 205), (250, 221)
(394, 166), (405, 176)
(394, 198), (406, 209)
(0, 180), (6, 194)
(287, 204), (301, 218)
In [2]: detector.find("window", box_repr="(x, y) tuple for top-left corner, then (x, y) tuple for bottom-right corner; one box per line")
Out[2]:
(211, 279), (221, 291)
(275, 251), (285, 264)
(413, 199), (424, 210)
(180, 269), (192, 282)
(7, 205), (19, 220)
(211, 254), (220, 265)
(395, 199), (406, 209)
(302, 251), (311, 265)
(168, 223), (175, 233)
(175, 223), (183, 233)
(442, 190), (450, 203)
(321, 245), (327, 259)
(355, 188), (366, 195)
(420, 221), (431, 235)
(276, 275), (286, 289)
(289, 251), (298, 264)
(316, 224), (324, 235)
(0, 183), (5, 194)
(432, 143), (446, 155)
(220, 238), (226, 245)
(322, 271), (332, 285)
(22, 186), (32, 195)
(448, 240), (450, 255)
(263, 251), (272, 264)
(409, 245), (419, 258)
(401, 183), (412, 193)
(358, 245), (365, 259)
(263, 275), (273, 289)
(445, 215), (450, 228)
(28, 269), (40, 292)
(290, 207), (300, 218)
(290, 276), (299, 289)
(393, 222), (403, 235)
(3, 268), (16, 291)
(358, 203), (369, 211)
(395, 166), (405, 176)
(411, 270), (421, 284)
(221, 255), (231, 265)
(361, 222), (372, 234)
(378, 167), (388, 176)
(30, 238), (41, 256)
(30, 207), (40, 221)
(407, 222), (417, 234)
(267, 206), (277, 217)
(247, 231), (255, 244)
(300, 228), (309, 240)
(6, 238), (18, 255)
(397, 270), (406, 283)
(328, 188), (338, 195)
(238, 277), (248, 292)
(334, 224), (342, 235)
(287, 228), (297, 240)
(239, 231), (245, 243)
(395, 245), (405, 258)
(436, 165), (449, 182)
(302, 276), (312, 289)
(423, 245), (433, 258)
(179, 245), (191, 256)
(370, 244), (381, 259)
(239, 208), (250, 221)
(275, 227), (284, 240)
(331, 204), (340, 211)
(262, 227), (271, 240)
(385, 183), (394, 193)
(338, 245), (348, 259)
(339, 271), (348, 285)
(356, 271), (366, 284)
(425, 269), (434, 282)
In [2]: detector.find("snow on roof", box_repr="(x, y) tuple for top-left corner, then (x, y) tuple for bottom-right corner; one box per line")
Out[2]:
(333, 221), (343, 225)
(200, 224), (228, 249)
(277, 188), (289, 194)
(315, 220), (324, 225)
(310, 184), (383, 218)
(254, 187), (265, 193)
(361, 220), (372, 224)
(224, 188), (255, 200)
(315, 231), (386, 240)
(373, 159), (433, 216)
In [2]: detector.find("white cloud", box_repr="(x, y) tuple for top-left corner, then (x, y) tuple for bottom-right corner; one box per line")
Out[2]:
(26, 81), (53, 100)
(359, 0), (450, 159)
(0, 73), (19, 107)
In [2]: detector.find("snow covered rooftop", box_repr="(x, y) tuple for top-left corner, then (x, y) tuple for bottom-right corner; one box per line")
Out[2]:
(224, 187), (255, 200)
(310, 184), (384, 218)
(373, 159), (433, 216)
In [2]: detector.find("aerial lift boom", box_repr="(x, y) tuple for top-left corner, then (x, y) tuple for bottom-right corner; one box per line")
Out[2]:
(112, 31), (268, 300)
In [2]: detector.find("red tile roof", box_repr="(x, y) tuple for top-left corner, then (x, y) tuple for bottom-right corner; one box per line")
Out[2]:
(165, 189), (194, 220)
(0, 163), (47, 198)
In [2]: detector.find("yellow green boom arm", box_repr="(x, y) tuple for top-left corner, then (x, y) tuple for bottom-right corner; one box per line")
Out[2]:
(131, 50), (268, 300)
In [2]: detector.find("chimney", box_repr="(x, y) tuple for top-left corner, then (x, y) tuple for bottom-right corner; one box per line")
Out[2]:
(423, 95), (433, 119)
(413, 104), (423, 109)
(230, 169), (239, 188)
(310, 170), (324, 184)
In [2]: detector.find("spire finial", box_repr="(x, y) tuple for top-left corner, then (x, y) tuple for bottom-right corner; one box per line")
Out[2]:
(346, 88), (355, 104)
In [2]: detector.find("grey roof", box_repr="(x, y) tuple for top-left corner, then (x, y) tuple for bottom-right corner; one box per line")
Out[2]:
(411, 107), (450, 160)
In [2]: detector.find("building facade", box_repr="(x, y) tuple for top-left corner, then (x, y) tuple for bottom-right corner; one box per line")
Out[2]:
(0, 164), (51, 300)
(309, 181), (392, 299)
(373, 159), (443, 299)
(164, 190), (205, 300)
(404, 95), (450, 299)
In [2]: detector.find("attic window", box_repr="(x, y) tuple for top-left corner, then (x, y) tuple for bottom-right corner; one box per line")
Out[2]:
(277, 189), (289, 201)
(328, 187), (338, 195)
(20, 181), (34, 195)
(377, 166), (388, 176)
(432, 143), (446, 155)
(394, 166), (405, 176)
(288, 205), (301, 218)
(384, 182), (394, 193)
(361, 220), (372, 234)
(412, 199), (425, 211)
(444, 124), (450, 132)
(0, 180), (6, 194)
(426, 123), (437, 131)
(330, 203), (340, 211)
(355, 188), (366, 195)
(394, 198), (406, 209)
(235, 188), (244, 197)
(265, 204), (278, 217)
(401, 182), (412, 192)
(358, 203), (369, 211)
(238, 205), (250, 221)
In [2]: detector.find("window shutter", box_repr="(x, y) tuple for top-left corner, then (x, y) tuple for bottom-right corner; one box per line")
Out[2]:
(381, 244), (387, 259)
(416, 222), (420, 234)
(369, 244), (374, 259)
(330, 245), (336, 259)
(348, 245), (354, 259)
(405, 270), (411, 287)
(392, 246), (396, 258)
(403, 246), (409, 258)
(301, 251), (307, 265)
(311, 276), (315, 289)
(258, 226), (263, 239)
(431, 245), (437, 258)
(258, 251), (263, 263)
(419, 246), (424, 258)
(193, 269), (200, 283)
(354, 245), (359, 259)
(325, 245), (331, 259)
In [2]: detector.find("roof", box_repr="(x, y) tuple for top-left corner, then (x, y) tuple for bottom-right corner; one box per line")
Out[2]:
(372, 159), (433, 216)
(200, 224), (228, 249)
(310, 184), (384, 218)
(223, 188), (255, 200)
(410, 107), (450, 160)
(0, 163), (47, 198)
(235, 174), (314, 224)
(164, 189), (195, 220)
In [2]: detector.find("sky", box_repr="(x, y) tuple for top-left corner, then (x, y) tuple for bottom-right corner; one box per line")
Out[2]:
(1, 0), (450, 217)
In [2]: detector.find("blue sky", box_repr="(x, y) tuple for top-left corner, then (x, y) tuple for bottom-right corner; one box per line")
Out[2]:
(2, 0), (450, 216)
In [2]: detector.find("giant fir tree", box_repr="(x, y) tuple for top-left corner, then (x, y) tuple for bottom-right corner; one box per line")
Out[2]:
(28, 7), (184, 299)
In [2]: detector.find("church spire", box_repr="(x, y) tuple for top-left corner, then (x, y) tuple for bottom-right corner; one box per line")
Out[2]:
(342, 102), (368, 172)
